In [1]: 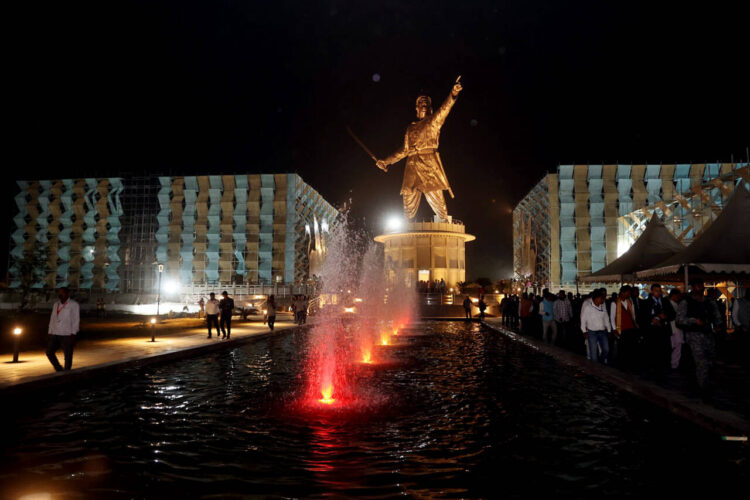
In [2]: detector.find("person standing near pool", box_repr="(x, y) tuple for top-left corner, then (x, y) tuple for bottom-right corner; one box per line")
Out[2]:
(478, 296), (487, 320)
(580, 289), (612, 364)
(219, 291), (234, 339)
(540, 292), (558, 345)
(463, 296), (472, 319)
(677, 280), (720, 398)
(266, 295), (277, 331)
(638, 283), (675, 374)
(205, 292), (220, 339)
(46, 286), (80, 371)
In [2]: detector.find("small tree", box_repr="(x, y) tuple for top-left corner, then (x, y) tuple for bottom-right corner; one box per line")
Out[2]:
(11, 240), (49, 311)
(474, 277), (492, 289)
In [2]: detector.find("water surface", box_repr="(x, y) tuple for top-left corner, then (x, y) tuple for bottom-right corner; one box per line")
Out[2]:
(1, 322), (748, 498)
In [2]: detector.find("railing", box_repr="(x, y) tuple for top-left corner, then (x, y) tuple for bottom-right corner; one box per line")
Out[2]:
(420, 293), (455, 305)
(175, 283), (315, 299)
(418, 293), (505, 307)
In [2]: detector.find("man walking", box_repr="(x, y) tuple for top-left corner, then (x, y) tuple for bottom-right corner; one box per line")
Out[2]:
(540, 292), (558, 345)
(580, 289), (611, 364)
(478, 296), (487, 320)
(500, 295), (510, 327)
(266, 295), (277, 331)
(732, 288), (750, 363)
(463, 296), (472, 319)
(638, 284), (675, 374)
(205, 292), (220, 339)
(219, 291), (234, 339)
(519, 293), (533, 335)
(678, 280), (720, 397)
(668, 289), (684, 370)
(47, 286), (80, 371)
(554, 290), (573, 347)
(609, 285), (640, 368)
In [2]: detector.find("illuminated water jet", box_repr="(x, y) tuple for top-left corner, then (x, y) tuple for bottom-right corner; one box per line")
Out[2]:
(300, 213), (416, 413)
(319, 384), (335, 405)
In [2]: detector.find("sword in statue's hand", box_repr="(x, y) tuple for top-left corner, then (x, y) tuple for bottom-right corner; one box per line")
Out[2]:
(346, 126), (386, 171)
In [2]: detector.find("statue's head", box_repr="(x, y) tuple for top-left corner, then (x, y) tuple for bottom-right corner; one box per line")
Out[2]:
(415, 95), (432, 119)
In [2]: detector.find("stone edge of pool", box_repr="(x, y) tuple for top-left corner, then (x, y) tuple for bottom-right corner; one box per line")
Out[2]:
(481, 319), (750, 438)
(0, 325), (304, 398)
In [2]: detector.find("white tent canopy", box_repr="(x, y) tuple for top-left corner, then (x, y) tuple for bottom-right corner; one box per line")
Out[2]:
(579, 214), (684, 283)
(636, 182), (750, 280)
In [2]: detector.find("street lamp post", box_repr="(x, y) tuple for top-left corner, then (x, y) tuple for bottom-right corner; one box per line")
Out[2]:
(150, 317), (156, 342)
(156, 264), (164, 317)
(12, 327), (22, 363)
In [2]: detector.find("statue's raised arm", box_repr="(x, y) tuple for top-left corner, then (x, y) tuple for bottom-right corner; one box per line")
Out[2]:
(432, 78), (463, 128)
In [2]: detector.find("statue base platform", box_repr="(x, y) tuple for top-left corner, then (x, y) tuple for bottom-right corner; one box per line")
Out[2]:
(374, 220), (475, 289)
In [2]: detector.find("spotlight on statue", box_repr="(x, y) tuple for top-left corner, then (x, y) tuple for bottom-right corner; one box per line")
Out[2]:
(386, 215), (403, 232)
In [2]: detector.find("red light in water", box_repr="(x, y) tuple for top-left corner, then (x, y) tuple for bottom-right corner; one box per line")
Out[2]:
(361, 350), (372, 364)
(319, 384), (335, 405)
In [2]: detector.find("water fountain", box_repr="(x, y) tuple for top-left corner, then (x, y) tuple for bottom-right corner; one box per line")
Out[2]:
(301, 217), (416, 411)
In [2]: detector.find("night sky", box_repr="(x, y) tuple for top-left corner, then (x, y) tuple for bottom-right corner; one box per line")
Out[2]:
(5, 1), (749, 280)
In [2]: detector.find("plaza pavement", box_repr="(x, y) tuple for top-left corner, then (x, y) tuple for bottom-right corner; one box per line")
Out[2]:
(0, 316), (296, 393)
(483, 317), (750, 438)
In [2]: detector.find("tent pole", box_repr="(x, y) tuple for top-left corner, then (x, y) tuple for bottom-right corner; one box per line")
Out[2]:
(684, 266), (688, 292)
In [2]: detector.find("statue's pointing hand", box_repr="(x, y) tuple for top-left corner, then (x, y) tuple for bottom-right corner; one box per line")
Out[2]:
(452, 81), (463, 97)
(376, 159), (388, 172)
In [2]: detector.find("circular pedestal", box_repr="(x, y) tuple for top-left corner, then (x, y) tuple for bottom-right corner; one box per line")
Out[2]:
(375, 220), (475, 289)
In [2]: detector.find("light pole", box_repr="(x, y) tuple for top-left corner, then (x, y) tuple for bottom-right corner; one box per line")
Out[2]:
(150, 317), (157, 342)
(156, 264), (164, 317)
(12, 327), (22, 363)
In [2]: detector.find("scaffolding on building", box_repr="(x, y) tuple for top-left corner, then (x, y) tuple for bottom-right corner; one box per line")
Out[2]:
(619, 165), (749, 247)
(512, 176), (552, 288)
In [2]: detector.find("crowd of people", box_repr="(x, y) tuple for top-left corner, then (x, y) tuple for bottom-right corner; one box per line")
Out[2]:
(499, 282), (750, 399)
(200, 291), (236, 339)
(417, 278), (448, 293)
(290, 295), (309, 325)
(197, 292), (292, 335)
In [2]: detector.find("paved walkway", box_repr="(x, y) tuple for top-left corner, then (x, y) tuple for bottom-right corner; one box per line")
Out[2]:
(483, 317), (750, 437)
(0, 318), (295, 392)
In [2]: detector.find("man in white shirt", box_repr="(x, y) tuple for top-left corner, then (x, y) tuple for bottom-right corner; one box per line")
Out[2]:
(205, 292), (221, 339)
(46, 286), (80, 371)
(580, 289), (612, 364)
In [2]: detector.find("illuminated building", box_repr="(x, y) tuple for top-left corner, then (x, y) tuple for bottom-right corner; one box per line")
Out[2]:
(513, 163), (749, 289)
(8, 174), (337, 294)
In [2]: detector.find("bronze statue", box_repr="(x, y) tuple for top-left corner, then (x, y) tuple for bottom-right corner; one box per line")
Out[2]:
(376, 77), (463, 221)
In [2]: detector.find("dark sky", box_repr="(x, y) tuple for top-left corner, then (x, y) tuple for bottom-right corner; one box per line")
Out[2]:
(5, 0), (749, 280)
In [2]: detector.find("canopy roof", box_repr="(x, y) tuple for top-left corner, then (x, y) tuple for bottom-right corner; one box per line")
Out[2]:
(579, 214), (684, 282)
(637, 182), (750, 279)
